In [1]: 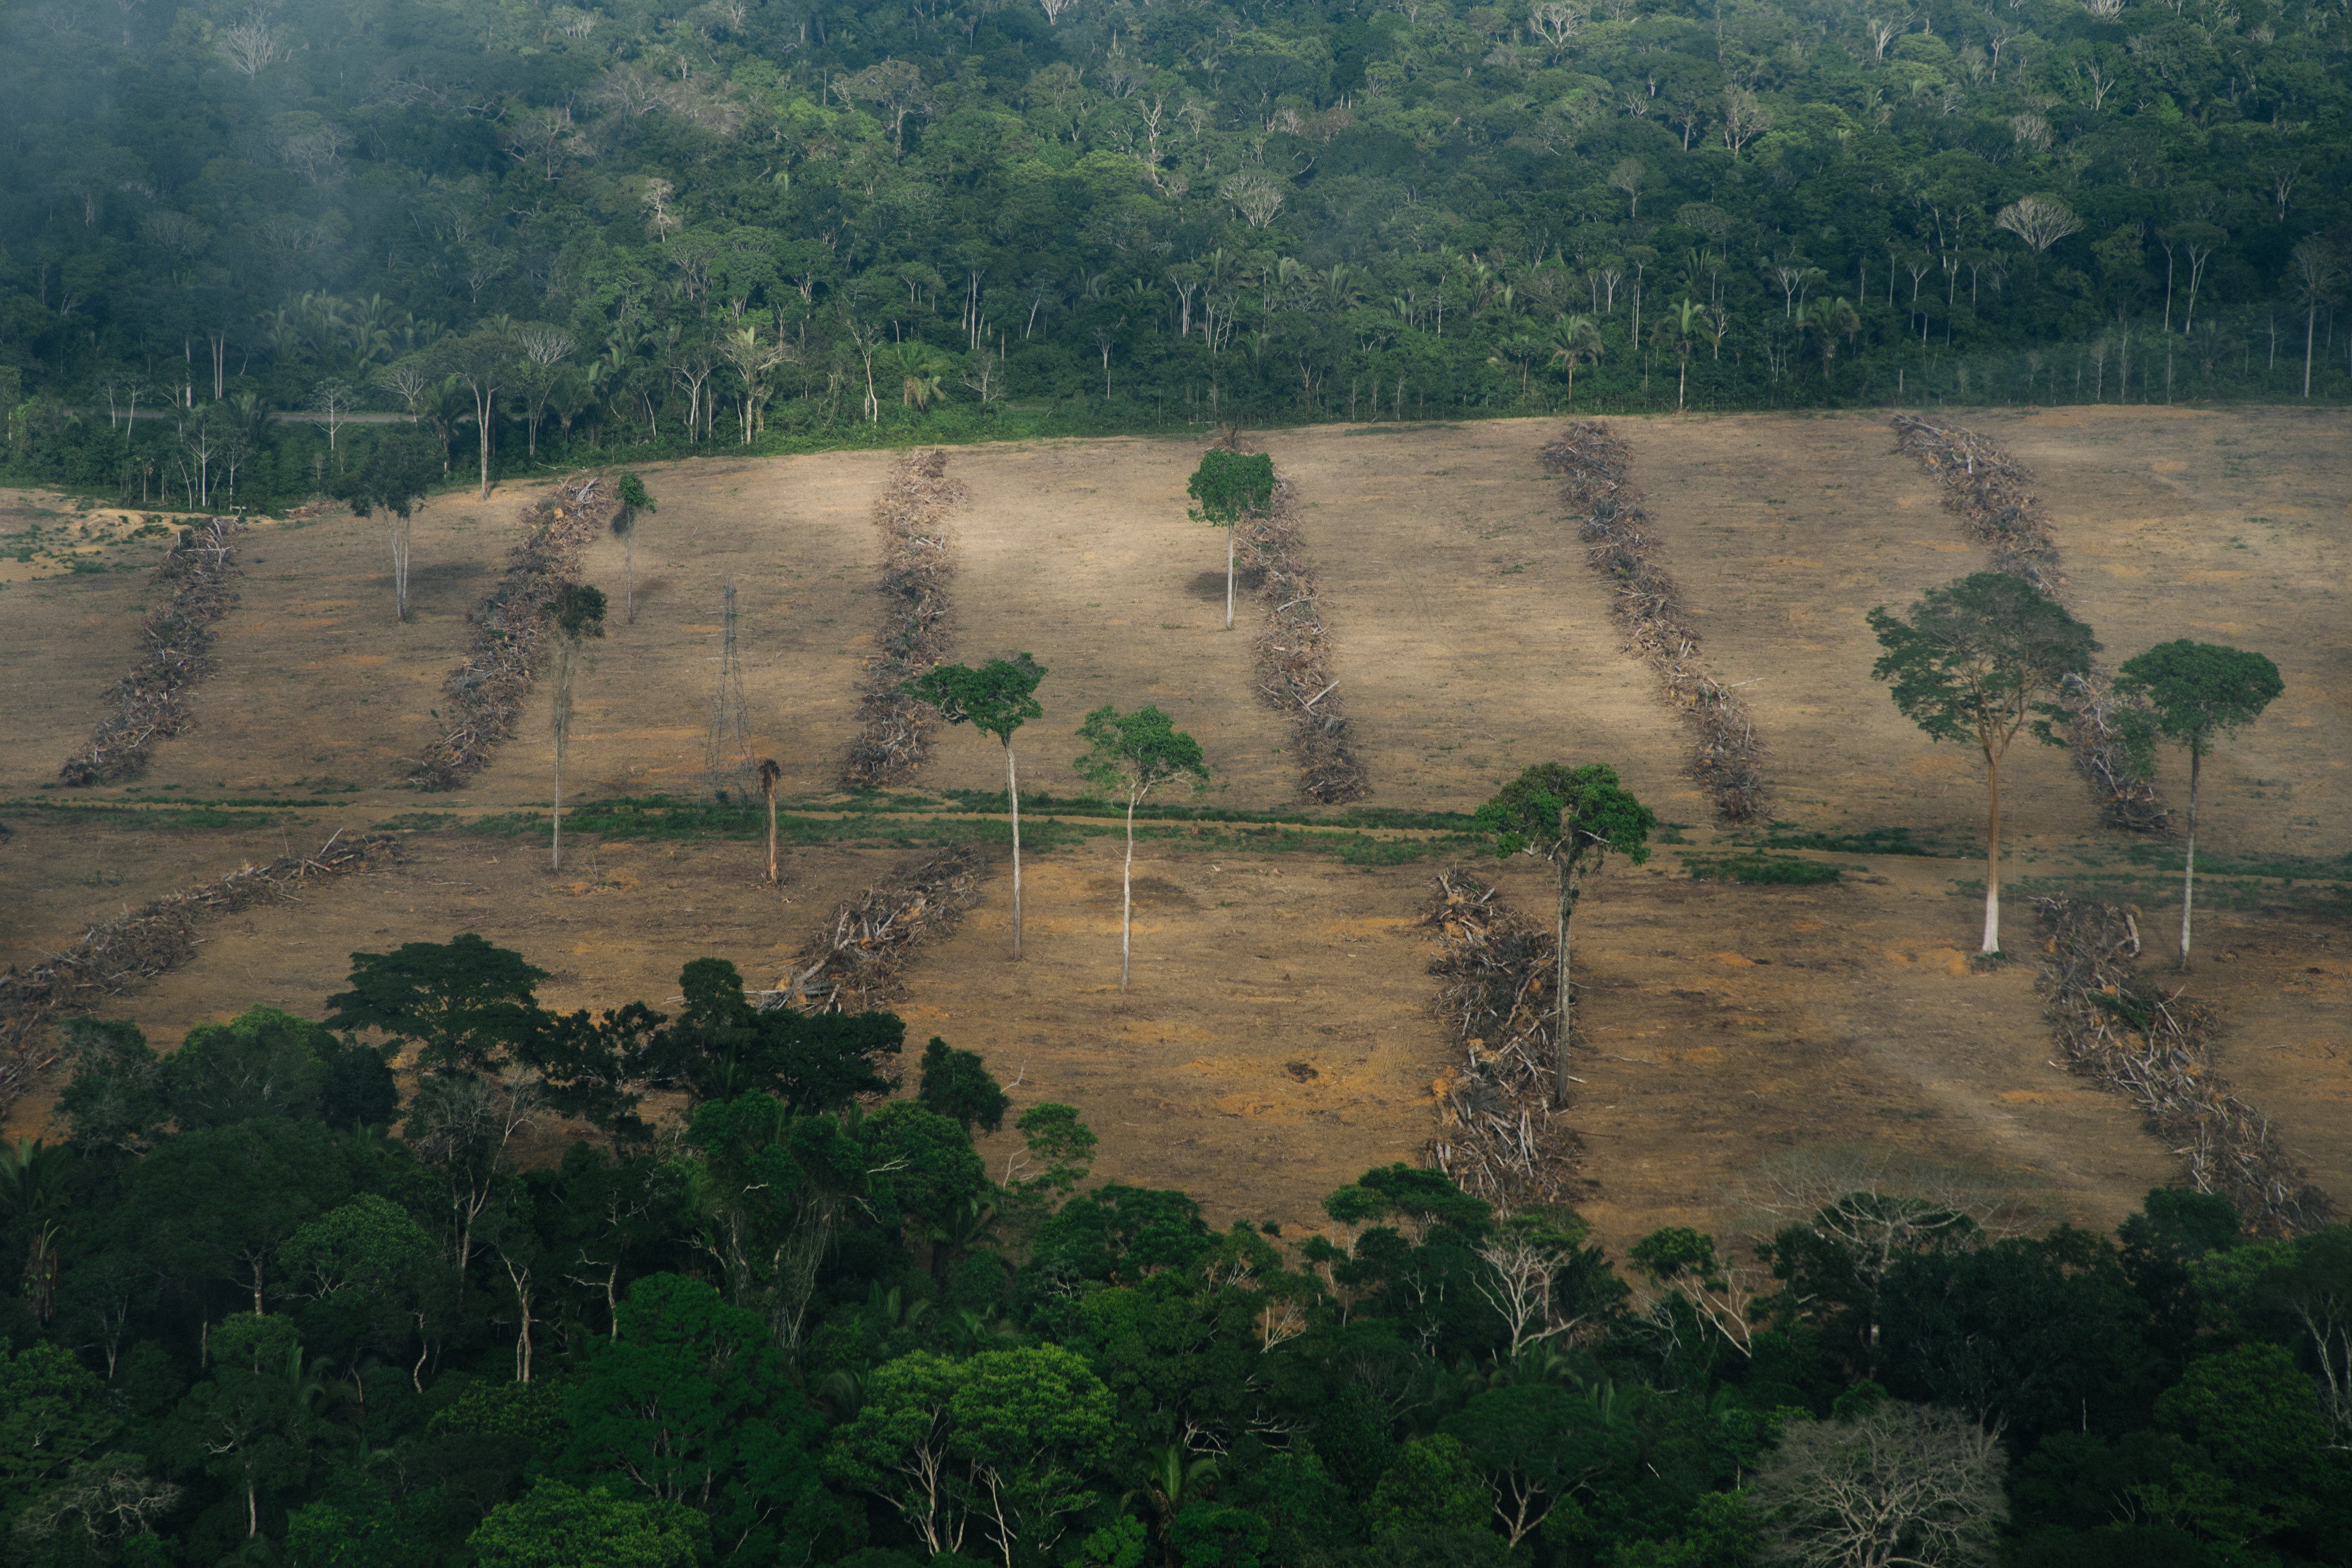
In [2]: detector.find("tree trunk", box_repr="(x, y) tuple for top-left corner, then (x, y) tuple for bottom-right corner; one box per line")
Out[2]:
(2179, 740), (2201, 971)
(1225, 523), (1236, 631)
(1007, 740), (1024, 960)
(1121, 795), (1137, 988)
(766, 784), (779, 885)
(2306, 303), (2318, 398)
(1555, 865), (1574, 1108)
(476, 387), (494, 499)
(552, 741), (563, 872)
(624, 530), (636, 625)
(1981, 750), (2002, 954)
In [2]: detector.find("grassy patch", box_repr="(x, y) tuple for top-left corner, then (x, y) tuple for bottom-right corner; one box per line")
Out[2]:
(373, 813), (459, 833)
(0, 799), (278, 831)
(1685, 852), (1845, 886)
(938, 788), (1478, 831)
(1748, 825), (1943, 857)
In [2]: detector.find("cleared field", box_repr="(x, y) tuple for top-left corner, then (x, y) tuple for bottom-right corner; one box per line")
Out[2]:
(4, 407), (2344, 1253)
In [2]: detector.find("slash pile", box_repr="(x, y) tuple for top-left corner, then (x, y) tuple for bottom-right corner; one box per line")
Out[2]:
(1231, 455), (1369, 804)
(59, 517), (243, 785)
(1890, 416), (2166, 833)
(769, 847), (981, 1014)
(0, 831), (396, 1116)
(1539, 422), (1768, 823)
(1421, 869), (1582, 1210)
(841, 450), (960, 788)
(412, 473), (611, 790)
(2037, 894), (2331, 1235)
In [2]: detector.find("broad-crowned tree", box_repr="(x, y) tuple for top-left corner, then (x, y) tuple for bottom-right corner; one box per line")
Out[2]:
(1073, 704), (1210, 988)
(325, 934), (551, 1076)
(905, 654), (1048, 958)
(1868, 573), (2097, 955)
(467, 1478), (706, 1568)
(1746, 1403), (2006, 1568)
(1475, 762), (1655, 1106)
(2113, 640), (2283, 969)
(1187, 447), (1274, 630)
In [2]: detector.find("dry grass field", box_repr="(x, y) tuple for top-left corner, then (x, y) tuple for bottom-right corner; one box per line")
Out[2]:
(4, 405), (2346, 1255)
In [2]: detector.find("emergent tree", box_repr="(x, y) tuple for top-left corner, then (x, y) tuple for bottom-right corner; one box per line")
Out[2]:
(1869, 574), (2097, 955)
(905, 655), (1049, 959)
(1475, 763), (1655, 1106)
(1073, 705), (1209, 988)
(2114, 640), (2283, 970)
(1187, 447), (1275, 631)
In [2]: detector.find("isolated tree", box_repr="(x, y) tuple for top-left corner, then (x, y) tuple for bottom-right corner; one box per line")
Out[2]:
(1187, 448), (1275, 631)
(550, 584), (609, 872)
(905, 655), (1049, 958)
(335, 432), (439, 623)
(1549, 314), (1603, 407)
(1073, 705), (1210, 988)
(613, 472), (656, 624)
(435, 327), (515, 499)
(2286, 238), (2343, 399)
(1475, 763), (1655, 1106)
(1868, 574), (2097, 955)
(2114, 640), (2284, 971)
(757, 758), (783, 887)
(1747, 1403), (2007, 1568)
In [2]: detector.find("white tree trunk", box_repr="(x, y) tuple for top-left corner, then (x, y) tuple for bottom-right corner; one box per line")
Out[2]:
(2180, 743), (2201, 970)
(1121, 796), (1137, 988)
(1008, 741), (1024, 960)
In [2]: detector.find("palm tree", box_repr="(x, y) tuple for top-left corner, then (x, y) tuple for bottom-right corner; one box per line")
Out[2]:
(1548, 313), (1603, 408)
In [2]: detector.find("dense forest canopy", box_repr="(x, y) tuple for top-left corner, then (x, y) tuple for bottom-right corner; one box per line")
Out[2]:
(4, 937), (2350, 1566)
(1, 0), (2347, 506)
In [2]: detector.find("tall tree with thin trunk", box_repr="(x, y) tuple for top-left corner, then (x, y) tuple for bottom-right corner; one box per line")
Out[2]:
(2286, 238), (2343, 399)
(1475, 763), (1654, 1108)
(1869, 574), (2098, 955)
(1187, 448), (1274, 631)
(2115, 641), (2283, 971)
(906, 655), (1049, 958)
(435, 327), (516, 500)
(549, 584), (607, 872)
(1073, 705), (1208, 988)
(612, 472), (656, 625)
(757, 757), (783, 886)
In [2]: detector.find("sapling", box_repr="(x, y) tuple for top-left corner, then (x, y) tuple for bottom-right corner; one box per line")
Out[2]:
(1073, 705), (1208, 988)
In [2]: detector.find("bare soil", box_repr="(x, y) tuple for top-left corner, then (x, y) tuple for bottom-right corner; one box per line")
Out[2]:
(4, 406), (2344, 1255)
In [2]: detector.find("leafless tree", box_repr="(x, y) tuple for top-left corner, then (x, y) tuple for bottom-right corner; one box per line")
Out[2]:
(1037, 0), (1078, 22)
(640, 177), (681, 242)
(8, 1456), (182, 1560)
(1993, 195), (2082, 255)
(1221, 172), (1286, 229)
(1526, 0), (1587, 58)
(279, 123), (346, 185)
(216, 12), (284, 76)
(391, 514), (412, 624)
(960, 344), (1005, 404)
(1865, 15), (1905, 63)
(1608, 156), (1647, 216)
(308, 378), (359, 450)
(373, 359), (437, 417)
(502, 106), (592, 181)
(759, 758), (783, 885)
(2269, 162), (2301, 220)
(668, 340), (721, 442)
(1720, 87), (1773, 157)
(405, 1072), (544, 1279)
(1474, 1229), (1599, 1359)
(1748, 1403), (2007, 1568)
(717, 325), (790, 443)
(514, 326), (574, 459)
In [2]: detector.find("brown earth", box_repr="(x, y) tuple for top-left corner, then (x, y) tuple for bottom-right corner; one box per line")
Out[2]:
(3, 406), (2345, 1256)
